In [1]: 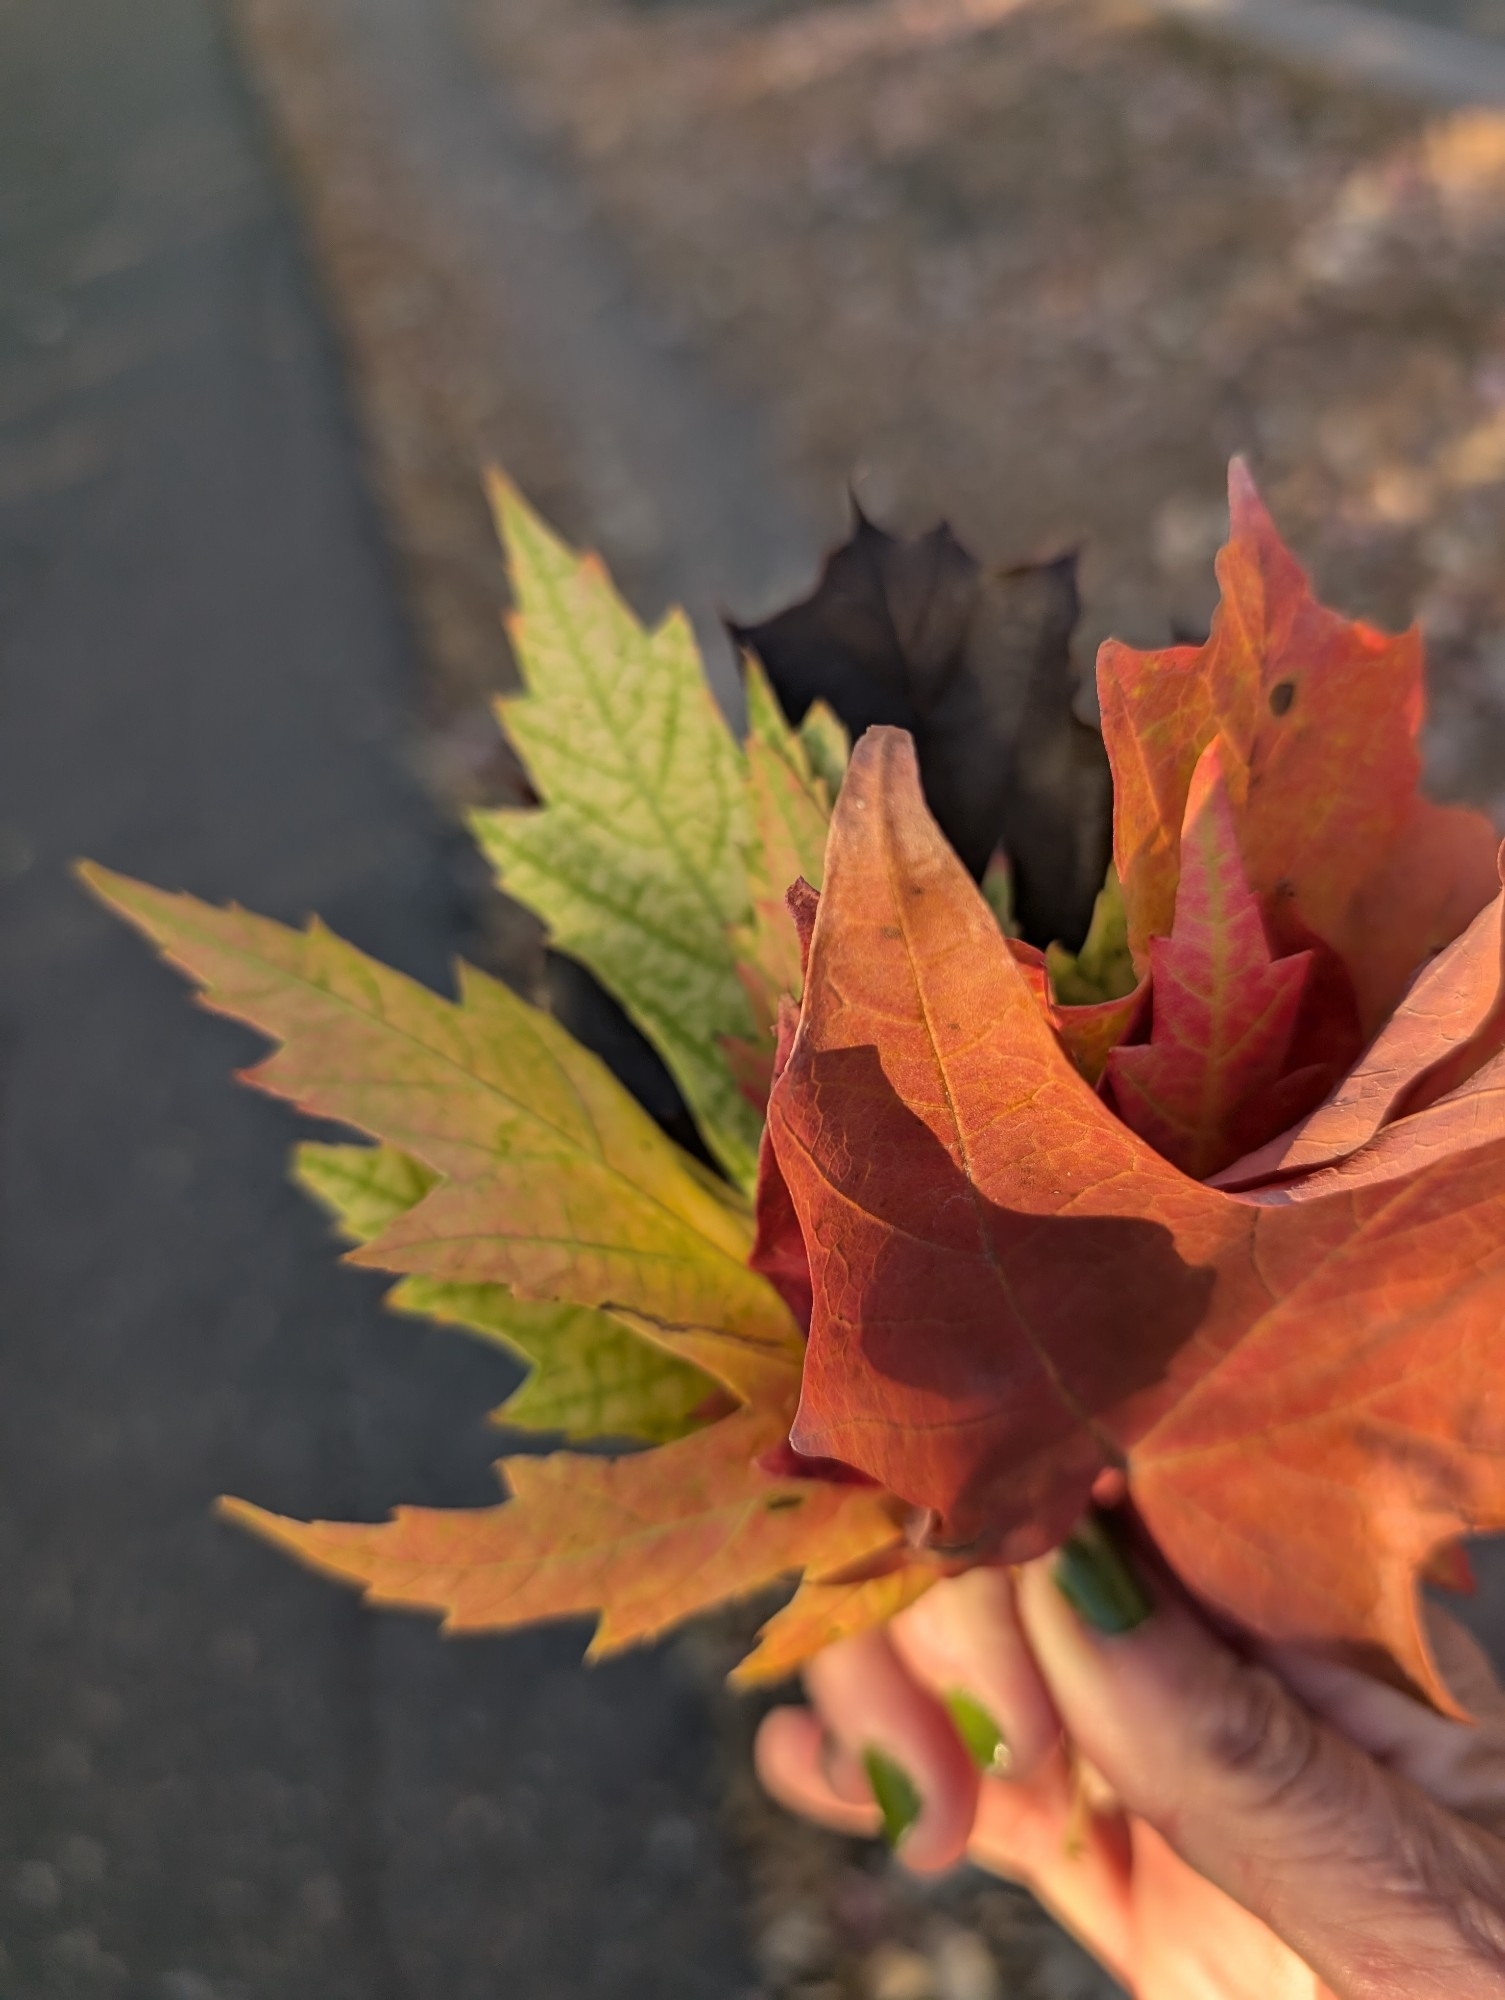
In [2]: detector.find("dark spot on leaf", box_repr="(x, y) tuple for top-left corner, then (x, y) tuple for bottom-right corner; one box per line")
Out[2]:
(881, 924), (902, 939)
(765, 1494), (804, 1512)
(1269, 680), (1296, 717)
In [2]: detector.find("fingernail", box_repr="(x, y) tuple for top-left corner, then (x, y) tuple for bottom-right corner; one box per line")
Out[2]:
(1054, 1512), (1152, 1635)
(944, 1689), (1012, 1774)
(861, 1746), (922, 1849)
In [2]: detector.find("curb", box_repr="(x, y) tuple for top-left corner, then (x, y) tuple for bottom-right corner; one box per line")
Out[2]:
(1139, 0), (1505, 108)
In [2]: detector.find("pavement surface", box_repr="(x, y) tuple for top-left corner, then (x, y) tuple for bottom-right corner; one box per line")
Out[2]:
(0, 2), (757, 1995)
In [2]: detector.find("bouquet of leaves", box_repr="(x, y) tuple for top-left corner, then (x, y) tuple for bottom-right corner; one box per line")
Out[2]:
(85, 461), (1505, 1715)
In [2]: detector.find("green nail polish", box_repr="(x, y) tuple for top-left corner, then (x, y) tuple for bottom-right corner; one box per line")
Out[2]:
(945, 1689), (1012, 1773)
(1055, 1513), (1152, 1635)
(861, 1746), (922, 1849)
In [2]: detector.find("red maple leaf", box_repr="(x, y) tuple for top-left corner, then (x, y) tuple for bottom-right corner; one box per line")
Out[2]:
(1103, 735), (1320, 1180)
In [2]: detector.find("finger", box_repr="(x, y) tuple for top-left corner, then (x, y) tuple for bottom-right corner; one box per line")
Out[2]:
(887, 1567), (1060, 1780)
(804, 1623), (980, 1872)
(1018, 1545), (1505, 2000)
(966, 1753), (1134, 1984)
(755, 1705), (883, 1838)
(1265, 1607), (1505, 1834)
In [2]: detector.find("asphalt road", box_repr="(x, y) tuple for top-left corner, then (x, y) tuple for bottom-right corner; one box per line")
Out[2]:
(0, 3), (756, 1995)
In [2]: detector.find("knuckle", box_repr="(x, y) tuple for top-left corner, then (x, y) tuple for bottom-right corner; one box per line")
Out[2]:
(1196, 1658), (1325, 1815)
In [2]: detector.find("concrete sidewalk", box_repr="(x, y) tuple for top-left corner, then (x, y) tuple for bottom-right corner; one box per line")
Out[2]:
(0, 2), (754, 1994)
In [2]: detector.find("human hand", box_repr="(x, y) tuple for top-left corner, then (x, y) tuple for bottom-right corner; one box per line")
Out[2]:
(756, 1524), (1505, 1999)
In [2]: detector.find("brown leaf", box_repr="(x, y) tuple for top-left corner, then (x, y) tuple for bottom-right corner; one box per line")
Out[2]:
(735, 507), (1110, 949)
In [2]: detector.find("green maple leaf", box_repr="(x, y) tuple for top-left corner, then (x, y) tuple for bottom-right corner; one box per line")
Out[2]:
(797, 699), (850, 805)
(1046, 864), (1135, 1006)
(471, 475), (762, 1188)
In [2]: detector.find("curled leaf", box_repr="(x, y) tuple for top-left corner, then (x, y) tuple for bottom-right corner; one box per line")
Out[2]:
(773, 731), (1505, 1707)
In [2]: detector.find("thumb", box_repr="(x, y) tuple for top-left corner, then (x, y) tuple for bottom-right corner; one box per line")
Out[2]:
(1016, 1539), (1505, 2000)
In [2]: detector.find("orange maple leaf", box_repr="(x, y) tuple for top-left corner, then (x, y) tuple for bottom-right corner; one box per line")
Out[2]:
(225, 1406), (896, 1657)
(78, 867), (902, 1667)
(774, 729), (1505, 1710)
(1099, 459), (1498, 1037)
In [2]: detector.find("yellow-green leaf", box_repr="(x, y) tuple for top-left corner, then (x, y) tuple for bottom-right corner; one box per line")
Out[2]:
(743, 658), (830, 900)
(472, 474), (761, 1188)
(349, 1168), (797, 1406)
(296, 1141), (722, 1444)
(1046, 864), (1136, 1005)
(295, 1138), (441, 1239)
(798, 699), (850, 806)
(78, 866), (801, 1407)
(398, 1277), (727, 1442)
(980, 851), (1019, 937)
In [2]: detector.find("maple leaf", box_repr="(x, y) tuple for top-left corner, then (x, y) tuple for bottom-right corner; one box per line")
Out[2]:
(797, 699), (851, 803)
(1213, 961), (1505, 1210)
(772, 729), (1505, 1706)
(80, 862), (904, 1667)
(1034, 866), (1151, 1086)
(749, 994), (815, 1333)
(295, 1142), (726, 1444)
(1044, 865), (1134, 1009)
(471, 474), (762, 1188)
(223, 1405), (900, 1657)
(76, 866), (797, 1399)
(1099, 459), (1499, 1036)
(1104, 737), (1320, 1180)
(735, 505), (1111, 951)
(731, 1562), (938, 1687)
